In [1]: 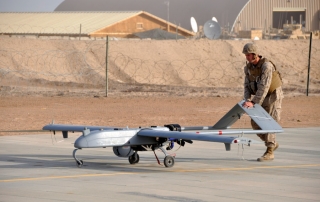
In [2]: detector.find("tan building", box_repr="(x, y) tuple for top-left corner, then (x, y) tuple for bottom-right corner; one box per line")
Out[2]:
(232, 0), (320, 34)
(0, 11), (194, 38)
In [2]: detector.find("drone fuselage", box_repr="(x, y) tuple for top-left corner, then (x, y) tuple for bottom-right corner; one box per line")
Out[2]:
(74, 127), (169, 149)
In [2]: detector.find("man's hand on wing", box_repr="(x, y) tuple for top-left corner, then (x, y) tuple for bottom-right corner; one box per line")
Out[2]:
(242, 101), (254, 108)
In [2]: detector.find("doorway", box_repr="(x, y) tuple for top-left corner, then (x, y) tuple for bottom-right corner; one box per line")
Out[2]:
(273, 10), (306, 29)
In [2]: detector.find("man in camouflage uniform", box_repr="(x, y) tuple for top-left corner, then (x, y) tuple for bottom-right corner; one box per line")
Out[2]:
(241, 43), (284, 161)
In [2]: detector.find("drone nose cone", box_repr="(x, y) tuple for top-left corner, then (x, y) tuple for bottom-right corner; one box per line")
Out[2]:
(74, 136), (88, 148)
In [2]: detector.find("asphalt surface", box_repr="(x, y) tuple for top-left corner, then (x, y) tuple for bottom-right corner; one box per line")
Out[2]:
(0, 128), (319, 202)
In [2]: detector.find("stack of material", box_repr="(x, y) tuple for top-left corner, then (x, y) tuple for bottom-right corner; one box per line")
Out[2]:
(238, 29), (262, 40)
(133, 28), (185, 40)
(283, 24), (303, 35)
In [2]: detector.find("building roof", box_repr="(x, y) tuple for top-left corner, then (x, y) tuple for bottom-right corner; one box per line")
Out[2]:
(0, 11), (194, 36)
(0, 11), (141, 34)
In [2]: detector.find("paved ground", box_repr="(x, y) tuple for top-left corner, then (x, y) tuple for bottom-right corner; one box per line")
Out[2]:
(0, 128), (319, 202)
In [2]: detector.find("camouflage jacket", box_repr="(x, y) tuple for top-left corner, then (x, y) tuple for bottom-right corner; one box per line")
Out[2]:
(244, 57), (283, 105)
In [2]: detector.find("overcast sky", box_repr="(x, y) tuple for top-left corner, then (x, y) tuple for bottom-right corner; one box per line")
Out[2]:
(0, 0), (64, 12)
(0, 0), (248, 30)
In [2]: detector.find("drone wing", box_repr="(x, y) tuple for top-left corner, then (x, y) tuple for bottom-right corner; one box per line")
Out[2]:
(138, 127), (281, 143)
(137, 129), (263, 151)
(42, 124), (123, 138)
(43, 124), (119, 132)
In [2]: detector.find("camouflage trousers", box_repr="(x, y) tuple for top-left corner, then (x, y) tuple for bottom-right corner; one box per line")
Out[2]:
(251, 96), (282, 148)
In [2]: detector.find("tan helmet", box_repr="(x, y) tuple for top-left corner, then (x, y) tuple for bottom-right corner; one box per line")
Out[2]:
(242, 43), (258, 55)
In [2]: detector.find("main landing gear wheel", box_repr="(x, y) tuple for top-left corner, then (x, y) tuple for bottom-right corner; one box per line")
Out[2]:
(164, 155), (175, 168)
(128, 153), (139, 164)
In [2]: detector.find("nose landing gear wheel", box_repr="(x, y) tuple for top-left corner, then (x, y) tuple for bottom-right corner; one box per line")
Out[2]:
(76, 160), (83, 168)
(73, 149), (83, 168)
(164, 155), (174, 168)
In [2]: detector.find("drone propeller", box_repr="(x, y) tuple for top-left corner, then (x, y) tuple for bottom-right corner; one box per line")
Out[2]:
(172, 138), (193, 147)
(176, 139), (193, 146)
(166, 138), (193, 150)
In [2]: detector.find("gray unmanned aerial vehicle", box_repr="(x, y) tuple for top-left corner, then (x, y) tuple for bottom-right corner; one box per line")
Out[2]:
(43, 100), (283, 168)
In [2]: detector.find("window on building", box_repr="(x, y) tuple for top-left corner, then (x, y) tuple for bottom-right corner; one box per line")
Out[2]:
(136, 23), (143, 29)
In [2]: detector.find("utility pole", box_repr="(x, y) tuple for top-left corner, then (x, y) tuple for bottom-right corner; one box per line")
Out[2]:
(164, 1), (170, 31)
(306, 32), (312, 96)
(105, 36), (109, 97)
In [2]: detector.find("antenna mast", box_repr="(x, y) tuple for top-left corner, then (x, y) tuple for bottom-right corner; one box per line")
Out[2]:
(164, 1), (170, 31)
(164, 1), (169, 23)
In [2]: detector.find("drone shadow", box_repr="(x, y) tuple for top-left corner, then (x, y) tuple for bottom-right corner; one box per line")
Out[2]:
(1, 152), (258, 173)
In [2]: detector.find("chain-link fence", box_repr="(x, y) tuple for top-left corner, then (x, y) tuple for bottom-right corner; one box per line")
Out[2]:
(0, 36), (319, 97)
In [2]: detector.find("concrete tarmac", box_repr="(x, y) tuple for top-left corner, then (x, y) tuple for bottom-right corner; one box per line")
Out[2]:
(0, 128), (319, 202)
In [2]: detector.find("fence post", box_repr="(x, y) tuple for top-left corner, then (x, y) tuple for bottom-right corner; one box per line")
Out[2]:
(106, 35), (109, 97)
(79, 24), (82, 40)
(306, 32), (312, 96)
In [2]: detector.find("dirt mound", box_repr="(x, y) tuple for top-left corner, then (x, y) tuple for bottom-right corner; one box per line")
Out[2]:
(0, 36), (319, 97)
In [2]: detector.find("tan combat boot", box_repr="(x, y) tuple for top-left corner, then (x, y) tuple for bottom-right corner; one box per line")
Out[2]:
(257, 147), (274, 161)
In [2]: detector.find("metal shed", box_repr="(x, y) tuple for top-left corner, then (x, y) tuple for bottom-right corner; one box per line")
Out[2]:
(232, 0), (320, 33)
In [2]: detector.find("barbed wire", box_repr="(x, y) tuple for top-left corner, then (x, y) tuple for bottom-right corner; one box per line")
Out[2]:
(0, 37), (319, 97)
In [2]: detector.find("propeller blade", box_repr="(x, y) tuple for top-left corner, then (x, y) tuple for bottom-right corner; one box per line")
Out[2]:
(184, 139), (193, 144)
(177, 140), (185, 147)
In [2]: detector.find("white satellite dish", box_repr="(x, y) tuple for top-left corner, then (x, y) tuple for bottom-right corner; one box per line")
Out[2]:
(212, 17), (218, 22)
(190, 17), (198, 33)
(203, 20), (221, 40)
